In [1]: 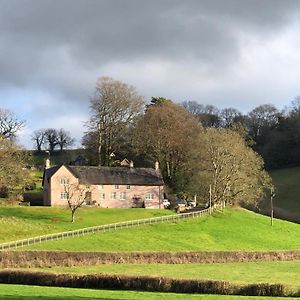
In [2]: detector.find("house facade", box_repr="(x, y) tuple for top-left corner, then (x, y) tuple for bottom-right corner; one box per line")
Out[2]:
(42, 162), (164, 209)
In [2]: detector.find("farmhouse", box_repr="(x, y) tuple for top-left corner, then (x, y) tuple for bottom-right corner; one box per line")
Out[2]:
(42, 160), (164, 209)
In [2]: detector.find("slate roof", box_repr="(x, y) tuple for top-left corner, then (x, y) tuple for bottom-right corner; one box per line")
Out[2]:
(44, 165), (164, 186)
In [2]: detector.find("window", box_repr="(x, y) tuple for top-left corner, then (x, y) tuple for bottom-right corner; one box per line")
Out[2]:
(110, 192), (116, 200)
(60, 178), (69, 185)
(126, 185), (131, 190)
(99, 185), (104, 190)
(60, 192), (69, 200)
(120, 192), (126, 200)
(114, 185), (119, 190)
(145, 193), (154, 200)
(99, 193), (105, 200)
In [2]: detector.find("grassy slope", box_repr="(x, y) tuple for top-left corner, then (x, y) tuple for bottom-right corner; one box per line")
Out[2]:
(0, 284), (295, 300)
(37, 260), (300, 289)
(270, 166), (300, 212)
(0, 207), (173, 243)
(26, 208), (300, 251)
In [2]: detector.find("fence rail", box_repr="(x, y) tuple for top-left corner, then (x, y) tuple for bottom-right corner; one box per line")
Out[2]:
(0, 207), (214, 251)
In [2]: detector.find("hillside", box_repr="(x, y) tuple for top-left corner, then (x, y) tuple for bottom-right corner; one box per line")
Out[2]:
(25, 208), (300, 252)
(268, 166), (300, 222)
(0, 207), (173, 243)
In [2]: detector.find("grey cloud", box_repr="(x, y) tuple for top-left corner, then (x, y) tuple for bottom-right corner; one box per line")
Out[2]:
(1, 0), (300, 147)
(1, 0), (299, 96)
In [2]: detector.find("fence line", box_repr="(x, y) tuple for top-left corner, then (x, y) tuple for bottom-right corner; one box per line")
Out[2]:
(0, 206), (216, 251)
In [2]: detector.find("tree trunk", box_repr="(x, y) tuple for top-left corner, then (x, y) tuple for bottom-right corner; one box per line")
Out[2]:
(71, 210), (75, 223)
(97, 123), (102, 166)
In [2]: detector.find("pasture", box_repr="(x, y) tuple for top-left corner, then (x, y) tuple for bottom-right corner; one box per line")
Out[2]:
(0, 284), (296, 300)
(24, 208), (300, 251)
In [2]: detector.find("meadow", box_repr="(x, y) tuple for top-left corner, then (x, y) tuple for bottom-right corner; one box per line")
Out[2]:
(25, 208), (300, 252)
(0, 206), (173, 243)
(270, 166), (300, 212)
(0, 284), (297, 300)
(34, 260), (300, 289)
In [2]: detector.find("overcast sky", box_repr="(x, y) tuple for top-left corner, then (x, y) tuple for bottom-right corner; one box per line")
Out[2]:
(1, 0), (300, 148)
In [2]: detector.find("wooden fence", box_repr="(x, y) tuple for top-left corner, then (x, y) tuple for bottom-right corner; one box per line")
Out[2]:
(0, 207), (214, 251)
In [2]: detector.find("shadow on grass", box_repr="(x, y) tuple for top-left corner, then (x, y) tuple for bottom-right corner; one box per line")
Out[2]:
(0, 296), (123, 300)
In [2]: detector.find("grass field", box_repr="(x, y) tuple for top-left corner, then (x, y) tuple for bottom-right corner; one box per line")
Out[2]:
(270, 166), (300, 212)
(33, 260), (300, 289)
(0, 284), (297, 300)
(0, 207), (173, 243)
(25, 208), (300, 251)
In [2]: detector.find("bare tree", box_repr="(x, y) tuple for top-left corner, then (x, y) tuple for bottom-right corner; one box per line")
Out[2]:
(86, 76), (144, 166)
(31, 129), (46, 152)
(63, 184), (91, 222)
(220, 107), (242, 128)
(133, 100), (202, 188)
(247, 104), (279, 138)
(0, 138), (30, 199)
(44, 128), (58, 151)
(57, 128), (75, 151)
(0, 109), (25, 139)
(193, 128), (272, 207)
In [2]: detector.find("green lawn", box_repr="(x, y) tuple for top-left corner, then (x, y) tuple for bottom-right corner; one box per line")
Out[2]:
(0, 284), (297, 300)
(0, 206), (173, 243)
(26, 208), (300, 251)
(34, 260), (300, 289)
(270, 166), (300, 212)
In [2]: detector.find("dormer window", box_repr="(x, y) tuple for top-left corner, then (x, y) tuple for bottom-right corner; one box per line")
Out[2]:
(60, 178), (69, 185)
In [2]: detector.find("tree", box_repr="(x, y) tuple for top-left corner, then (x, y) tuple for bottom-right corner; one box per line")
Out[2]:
(44, 128), (58, 151)
(86, 77), (144, 166)
(247, 104), (279, 139)
(182, 101), (221, 128)
(220, 107), (242, 128)
(191, 128), (272, 207)
(56, 128), (75, 151)
(63, 183), (91, 222)
(0, 108), (24, 139)
(31, 129), (46, 152)
(0, 138), (30, 199)
(133, 99), (202, 190)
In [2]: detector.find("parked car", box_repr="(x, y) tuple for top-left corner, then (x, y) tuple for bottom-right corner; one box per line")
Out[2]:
(163, 199), (170, 208)
(175, 198), (187, 207)
(187, 199), (196, 208)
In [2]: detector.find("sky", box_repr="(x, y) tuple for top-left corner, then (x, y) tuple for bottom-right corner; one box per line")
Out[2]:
(1, 0), (300, 148)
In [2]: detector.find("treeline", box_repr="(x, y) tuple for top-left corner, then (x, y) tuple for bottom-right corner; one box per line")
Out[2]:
(0, 77), (280, 204)
(82, 77), (272, 206)
(32, 128), (74, 152)
(183, 100), (300, 169)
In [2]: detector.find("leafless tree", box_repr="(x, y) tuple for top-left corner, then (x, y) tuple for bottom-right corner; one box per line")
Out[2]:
(44, 128), (59, 151)
(63, 184), (91, 222)
(31, 129), (46, 152)
(57, 128), (75, 151)
(86, 76), (144, 166)
(0, 109), (25, 139)
(220, 107), (242, 128)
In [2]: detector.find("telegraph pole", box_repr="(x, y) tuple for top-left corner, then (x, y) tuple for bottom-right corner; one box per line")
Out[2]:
(270, 187), (275, 226)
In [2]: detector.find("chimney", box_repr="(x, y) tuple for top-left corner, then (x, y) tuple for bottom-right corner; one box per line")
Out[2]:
(155, 161), (159, 171)
(130, 160), (134, 168)
(45, 158), (51, 169)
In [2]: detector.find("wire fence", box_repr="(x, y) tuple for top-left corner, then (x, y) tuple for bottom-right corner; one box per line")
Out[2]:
(0, 206), (215, 251)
